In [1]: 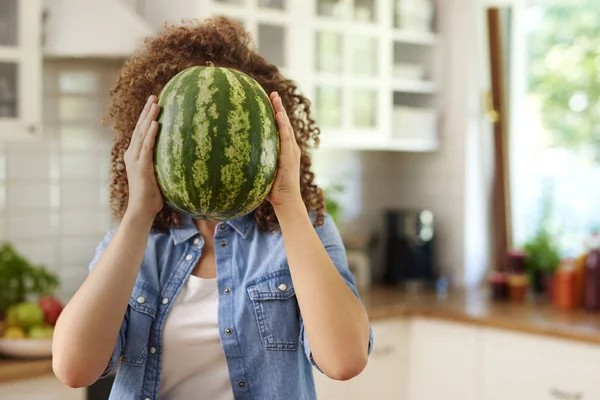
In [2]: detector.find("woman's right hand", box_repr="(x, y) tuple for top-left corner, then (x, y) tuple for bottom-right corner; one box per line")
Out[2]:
(124, 95), (164, 221)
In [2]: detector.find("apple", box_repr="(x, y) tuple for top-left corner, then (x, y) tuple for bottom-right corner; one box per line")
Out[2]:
(3, 325), (26, 339)
(6, 302), (44, 329)
(28, 324), (54, 339)
(39, 296), (63, 325)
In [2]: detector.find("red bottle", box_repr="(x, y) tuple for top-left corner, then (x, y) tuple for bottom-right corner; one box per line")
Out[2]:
(584, 234), (600, 311)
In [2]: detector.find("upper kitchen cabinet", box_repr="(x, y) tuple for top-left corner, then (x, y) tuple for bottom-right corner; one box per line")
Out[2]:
(197, 0), (294, 77)
(310, 0), (441, 151)
(0, 0), (42, 140)
(196, 0), (442, 152)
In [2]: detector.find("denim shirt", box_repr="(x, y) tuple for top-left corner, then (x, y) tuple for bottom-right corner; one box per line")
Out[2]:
(88, 212), (374, 400)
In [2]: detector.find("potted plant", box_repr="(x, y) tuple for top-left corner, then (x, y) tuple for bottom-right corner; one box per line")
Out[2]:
(523, 229), (561, 297)
(323, 183), (344, 227)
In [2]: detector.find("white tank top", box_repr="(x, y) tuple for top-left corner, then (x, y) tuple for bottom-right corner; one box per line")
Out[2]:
(158, 275), (234, 400)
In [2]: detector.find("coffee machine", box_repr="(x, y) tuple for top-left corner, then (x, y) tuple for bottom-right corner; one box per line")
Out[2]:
(382, 209), (437, 288)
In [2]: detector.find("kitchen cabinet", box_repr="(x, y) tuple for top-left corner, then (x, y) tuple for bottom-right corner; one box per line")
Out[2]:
(0, 376), (85, 400)
(483, 328), (600, 400)
(406, 317), (481, 400)
(0, 0), (42, 140)
(196, 0), (441, 152)
(314, 318), (409, 400)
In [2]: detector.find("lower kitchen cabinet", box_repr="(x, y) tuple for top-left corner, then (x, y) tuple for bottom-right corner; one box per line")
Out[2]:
(0, 376), (86, 400)
(314, 318), (409, 400)
(406, 318), (481, 400)
(483, 328), (600, 400)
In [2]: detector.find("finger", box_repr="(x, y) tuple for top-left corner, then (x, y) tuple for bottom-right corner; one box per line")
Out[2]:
(270, 91), (278, 102)
(140, 120), (159, 164)
(132, 96), (157, 142)
(275, 111), (291, 141)
(274, 96), (295, 144)
(277, 95), (293, 129)
(133, 103), (160, 158)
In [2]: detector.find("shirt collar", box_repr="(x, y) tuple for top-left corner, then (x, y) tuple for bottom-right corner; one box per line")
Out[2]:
(170, 213), (254, 245)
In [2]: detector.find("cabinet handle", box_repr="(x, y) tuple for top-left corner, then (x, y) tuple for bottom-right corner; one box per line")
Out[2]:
(371, 345), (395, 358)
(27, 124), (40, 135)
(550, 387), (583, 399)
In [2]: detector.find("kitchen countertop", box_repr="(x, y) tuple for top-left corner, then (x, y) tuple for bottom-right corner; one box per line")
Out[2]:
(3, 286), (600, 384)
(361, 286), (600, 345)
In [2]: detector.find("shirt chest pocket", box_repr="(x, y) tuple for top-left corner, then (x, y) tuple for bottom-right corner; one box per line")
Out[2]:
(122, 280), (159, 366)
(246, 269), (300, 351)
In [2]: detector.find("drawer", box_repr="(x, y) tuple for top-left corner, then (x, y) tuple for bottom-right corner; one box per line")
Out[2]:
(483, 328), (600, 400)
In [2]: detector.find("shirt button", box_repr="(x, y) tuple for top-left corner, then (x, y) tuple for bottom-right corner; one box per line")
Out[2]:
(150, 347), (157, 355)
(225, 328), (233, 335)
(185, 254), (193, 261)
(193, 238), (200, 245)
(219, 224), (227, 231)
(238, 381), (246, 388)
(137, 296), (145, 304)
(162, 298), (169, 305)
(145, 398), (151, 400)
(278, 283), (287, 291)
(220, 241), (227, 247)
(224, 287), (231, 294)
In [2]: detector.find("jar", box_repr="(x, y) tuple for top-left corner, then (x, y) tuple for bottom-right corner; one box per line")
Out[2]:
(508, 274), (529, 303)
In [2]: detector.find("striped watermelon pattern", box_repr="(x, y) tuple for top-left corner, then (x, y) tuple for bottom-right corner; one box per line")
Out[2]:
(154, 66), (279, 221)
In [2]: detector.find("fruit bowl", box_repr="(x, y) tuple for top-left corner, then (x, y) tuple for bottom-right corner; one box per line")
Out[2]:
(0, 338), (53, 359)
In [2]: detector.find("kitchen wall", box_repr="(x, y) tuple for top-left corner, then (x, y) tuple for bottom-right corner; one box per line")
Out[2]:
(1, 0), (492, 302)
(1, 60), (122, 302)
(313, 0), (494, 287)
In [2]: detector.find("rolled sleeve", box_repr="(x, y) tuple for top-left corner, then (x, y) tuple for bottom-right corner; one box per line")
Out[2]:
(88, 228), (127, 379)
(299, 214), (374, 372)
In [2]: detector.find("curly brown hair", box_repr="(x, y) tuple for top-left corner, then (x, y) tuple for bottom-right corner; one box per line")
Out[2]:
(104, 16), (324, 232)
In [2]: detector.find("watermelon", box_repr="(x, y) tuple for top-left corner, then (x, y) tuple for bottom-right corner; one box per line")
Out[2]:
(154, 65), (279, 221)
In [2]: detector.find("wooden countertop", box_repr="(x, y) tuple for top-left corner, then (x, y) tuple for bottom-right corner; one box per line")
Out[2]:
(3, 286), (600, 384)
(0, 358), (54, 384)
(361, 286), (600, 345)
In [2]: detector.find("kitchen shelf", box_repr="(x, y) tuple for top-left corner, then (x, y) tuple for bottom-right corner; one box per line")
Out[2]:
(392, 29), (439, 45)
(392, 79), (437, 94)
(318, 132), (438, 152)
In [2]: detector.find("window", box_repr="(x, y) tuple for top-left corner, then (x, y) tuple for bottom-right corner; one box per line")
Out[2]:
(509, 0), (600, 256)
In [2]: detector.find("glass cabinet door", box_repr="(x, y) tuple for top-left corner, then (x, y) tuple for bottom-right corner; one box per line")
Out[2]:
(315, 31), (344, 74)
(353, 0), (376, 22)
(317, 0), (346, 19)
(0, 62), (18, 118)
(0, 0), (19, 119)
(315, 86), (343, 129)
(352, 36), (378, 76)
(352, 89), (377, 128)
(258, 23), (286, 68)
(258, 0), (285, 10)
(0, 0), (18, 46)
(0, 0), (42, 138)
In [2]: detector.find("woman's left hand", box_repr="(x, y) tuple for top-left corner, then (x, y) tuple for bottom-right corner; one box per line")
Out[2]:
(267, 92), (303, 210)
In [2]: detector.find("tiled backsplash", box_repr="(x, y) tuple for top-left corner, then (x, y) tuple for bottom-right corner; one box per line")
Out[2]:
(1, 59), (475, 302)
(1, 60), (121, 302)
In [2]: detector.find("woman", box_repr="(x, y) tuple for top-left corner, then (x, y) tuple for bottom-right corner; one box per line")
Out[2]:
(52, 17), (372, 400)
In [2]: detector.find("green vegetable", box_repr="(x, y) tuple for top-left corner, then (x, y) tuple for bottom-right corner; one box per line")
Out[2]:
(154, 65), (279, 221)
(0, 243), (59, 315)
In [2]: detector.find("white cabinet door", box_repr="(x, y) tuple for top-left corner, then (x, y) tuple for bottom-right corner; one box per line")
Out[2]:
(0, 376), (86, 400)
(0, 0), (42, 139)
(407, 317), (481, 400)
(345, 318), (409, 400)
(314, 318), (410, 400)
(483, 328), (600, 400)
